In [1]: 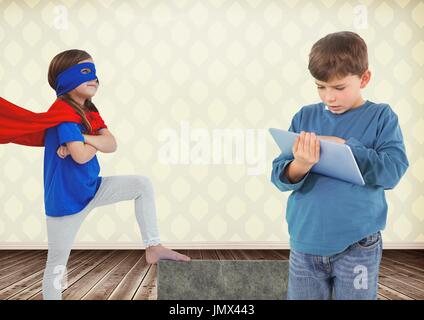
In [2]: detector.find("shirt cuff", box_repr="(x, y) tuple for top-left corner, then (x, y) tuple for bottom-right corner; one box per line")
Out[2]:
(277, 159), (310, 191)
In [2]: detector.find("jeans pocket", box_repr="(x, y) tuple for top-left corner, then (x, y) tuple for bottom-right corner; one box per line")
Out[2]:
(356, 231), (381, 249)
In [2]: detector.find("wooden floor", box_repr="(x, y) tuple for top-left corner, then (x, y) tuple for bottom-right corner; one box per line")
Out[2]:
(0, 249), (422, 300)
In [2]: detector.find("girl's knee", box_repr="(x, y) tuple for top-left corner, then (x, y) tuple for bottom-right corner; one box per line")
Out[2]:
(135, 175), (154, 193)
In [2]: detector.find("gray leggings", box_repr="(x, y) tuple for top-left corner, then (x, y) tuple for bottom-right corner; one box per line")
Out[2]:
(42, 175), (161, 300)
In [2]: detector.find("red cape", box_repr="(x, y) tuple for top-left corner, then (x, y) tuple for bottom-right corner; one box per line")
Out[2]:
(0, 97), (107, 147)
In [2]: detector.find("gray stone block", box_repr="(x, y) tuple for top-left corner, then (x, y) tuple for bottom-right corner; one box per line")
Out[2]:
(157, 260), (289, 300)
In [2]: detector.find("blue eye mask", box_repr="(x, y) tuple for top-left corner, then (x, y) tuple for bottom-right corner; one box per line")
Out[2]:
(55, 62), (98, 97)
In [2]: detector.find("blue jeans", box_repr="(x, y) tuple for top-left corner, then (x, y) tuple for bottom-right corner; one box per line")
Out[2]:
(287, 231), (383, 300)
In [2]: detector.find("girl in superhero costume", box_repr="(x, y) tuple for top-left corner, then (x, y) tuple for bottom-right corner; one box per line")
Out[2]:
(0, 49), (190, 300)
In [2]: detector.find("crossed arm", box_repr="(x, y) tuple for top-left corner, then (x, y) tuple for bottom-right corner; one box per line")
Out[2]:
(57, 128), (117, 164)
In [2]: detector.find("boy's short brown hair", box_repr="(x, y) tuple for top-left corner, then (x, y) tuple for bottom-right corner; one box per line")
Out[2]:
(308, 31), (368, 82)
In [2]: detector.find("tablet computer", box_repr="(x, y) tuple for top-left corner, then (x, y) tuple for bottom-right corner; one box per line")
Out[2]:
(269, 128), (365, 186)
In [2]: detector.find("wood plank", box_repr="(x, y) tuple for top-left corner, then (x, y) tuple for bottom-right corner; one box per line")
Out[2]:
(6, 250), (94, 300)
(380, 256), (424, 283)
(378, 273), (424, 300)
(201, 250), (219, 260)
(0, 253), (48, 291)
(0, 251), (23, 263)
(377, 293), (389, 300)
(0, 251), (28, 265)
(274, 250), (290, 260)
(0, 250), (43, 270)
(411, 250), (424, 256)
(0, 251), (45, 277)
(61, 250), (131, 300)
(377, 283), (414, 300)
(216, 250), (235, 260)
(108, 252), (150, 300)
(0, 250), (90, 300)
(230, 250), (250, 260)
(238, 250), (265, 260)
(0, 250), (17, 255)
(0, 249), (422, 301)
(381, 256), (424, 274)
(256, 249), (286, 260)
(403, 250), (424, 257)
(383, 250), (424, 270)
(390, 250), (424, 259)
(133, 264), (157, 300)
(177, 249), (188, 257)
(378, 265), (424, 299)
(379, 263), (424, 290)
(186, 250), (201, 260)
(29, 250), (116, 300)
(82, 250), (143, 300)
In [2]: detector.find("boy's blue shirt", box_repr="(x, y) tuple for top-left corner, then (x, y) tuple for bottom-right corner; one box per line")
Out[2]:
(271, 100), (409, 256)
(43, 122), (102, 217)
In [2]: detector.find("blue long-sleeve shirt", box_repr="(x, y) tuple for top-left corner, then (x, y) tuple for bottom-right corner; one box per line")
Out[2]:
(271, 100), (409, 256)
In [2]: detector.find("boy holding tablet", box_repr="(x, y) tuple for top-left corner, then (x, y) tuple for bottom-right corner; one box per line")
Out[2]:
(271, 31), (409, 299)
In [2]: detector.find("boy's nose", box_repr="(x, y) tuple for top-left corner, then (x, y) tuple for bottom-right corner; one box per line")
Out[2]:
(326, 94), (336, 103)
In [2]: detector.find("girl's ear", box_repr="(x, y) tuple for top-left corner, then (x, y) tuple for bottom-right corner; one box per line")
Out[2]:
(360, 70), (371, 89)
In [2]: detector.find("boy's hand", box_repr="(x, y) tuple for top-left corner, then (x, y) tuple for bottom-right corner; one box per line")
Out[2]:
(292, 131), (320, 171)
(57, 145), (70, 159)
(318, 135), (346, 144)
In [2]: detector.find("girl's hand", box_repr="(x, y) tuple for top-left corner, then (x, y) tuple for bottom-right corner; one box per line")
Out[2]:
(318, 135), (346, 144)
(57, 145), (70, 159)
(292, 131), (320, 171)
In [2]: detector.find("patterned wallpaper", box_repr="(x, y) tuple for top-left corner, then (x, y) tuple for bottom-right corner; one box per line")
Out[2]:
(0, 0), (423, 247)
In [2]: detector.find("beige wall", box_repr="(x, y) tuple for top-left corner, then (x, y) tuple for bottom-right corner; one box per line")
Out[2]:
(0, 0), (423, 248)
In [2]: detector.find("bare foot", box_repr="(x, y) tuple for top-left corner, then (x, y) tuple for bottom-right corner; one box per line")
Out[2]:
(145, 244), (191, 264)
